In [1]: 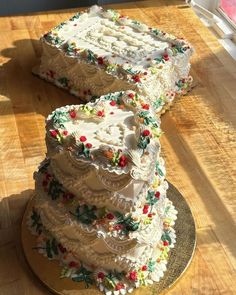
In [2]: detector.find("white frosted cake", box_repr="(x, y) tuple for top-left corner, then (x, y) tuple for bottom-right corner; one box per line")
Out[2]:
(34, 5), (193, 114)
(28, 91), (177, 294)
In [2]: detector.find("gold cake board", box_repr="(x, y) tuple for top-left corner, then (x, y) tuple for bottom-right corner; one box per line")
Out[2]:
(21, 182), (196, 295)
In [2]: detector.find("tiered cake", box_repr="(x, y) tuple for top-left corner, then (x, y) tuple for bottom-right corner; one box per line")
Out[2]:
(34, 5), (193, 114)
(29, 91), (177, 294)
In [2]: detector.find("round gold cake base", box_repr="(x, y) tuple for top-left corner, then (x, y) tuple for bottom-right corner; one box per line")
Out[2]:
(21, 182), (196, 295)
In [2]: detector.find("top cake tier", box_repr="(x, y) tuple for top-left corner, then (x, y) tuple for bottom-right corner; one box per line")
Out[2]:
(46, 91), (161, 196)
(45, 5), (183, 68)
(37, 5), (193, 111)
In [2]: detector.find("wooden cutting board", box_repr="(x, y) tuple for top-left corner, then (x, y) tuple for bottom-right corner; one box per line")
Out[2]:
(0, 1), (236, 294)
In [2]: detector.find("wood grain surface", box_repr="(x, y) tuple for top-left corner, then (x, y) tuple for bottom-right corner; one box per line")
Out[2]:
(0, 1), (236, 294)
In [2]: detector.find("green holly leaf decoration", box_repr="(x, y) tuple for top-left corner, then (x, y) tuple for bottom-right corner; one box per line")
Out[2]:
(51, 110), (70, 128)
(103, 92), (123, 103)
(113, 270), (126, 281)
(44, 33), (64, 46)
(146, 190), (158, 206)
(137, 135), (150, 150)
(154, 56), (164, 64)
(45, 239), (53, 258)
(82, 145), (91, 159)
(31, 209), (42, 234)
(125, 68), (140, 75)
(155, 162), (164, 176)
(152, 28), (160, 36)
(104, 273), (117, 290)
(71, 204), (97, 225)
(45, 238), (59, 259)
(153, 95), (166, 109)
(86, 49), (96, 63)
(115, 213), (140, 233)
(38, 161), (50, 173)
(138, 111), (158, 127)
(55, 22), (67, 30)
(161, 231), (172, 245)
(48, 179), (64, 200)
(65, 43), (77, 56)
(57, 77), (69, 88)
(69, 13), (81, 21)
(51, 238), (59, 255)
(72, 266), (94, 288)
(148, 259), (156, 272)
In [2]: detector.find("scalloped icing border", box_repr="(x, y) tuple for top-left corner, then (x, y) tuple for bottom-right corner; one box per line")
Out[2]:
(27, 194), (177, 295)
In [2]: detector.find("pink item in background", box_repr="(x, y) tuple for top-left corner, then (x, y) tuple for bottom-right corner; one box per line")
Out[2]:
(220, 0), (236, 24)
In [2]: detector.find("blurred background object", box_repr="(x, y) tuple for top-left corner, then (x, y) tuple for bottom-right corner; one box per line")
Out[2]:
(0, 0), (131, 16)
(188, 0), (236, 60)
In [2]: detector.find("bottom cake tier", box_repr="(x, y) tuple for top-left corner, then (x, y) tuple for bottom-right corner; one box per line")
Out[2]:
(27, 194), (177, 295)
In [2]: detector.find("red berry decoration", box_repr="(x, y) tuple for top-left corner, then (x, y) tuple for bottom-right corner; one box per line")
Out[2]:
(97, 57), (104, 65)
(110, 100), (116, 106)
(69, 110), (76, 119)
(85, 143), (92, 149)
(148, 213), (152, 218)
(142, 129), (150, 137)
(143, 207), (148, 214)
(142, 265), (148, 271)
(97, 272), (105, 279)
(69, 261), (78, 268)
(128, 93), (135, 99)
(118, 155), (128, 167)
(142, 104), (150, 110)
(106, 213), (115, 220)
(119, 161), (126, 167)
(155, 191), (160, 199)
(79, 136), (87, 142)
(163, 240), (169, 246)
(50, 130), (58, 138)
(163, 54), (169, 61)
(63, 130), (68, 136)
(120, 155), (127, 161)
(129, 271), (138, 281)
(132, 75), (141, 83)
(143, 204), (149, 214)
(97, 110), (105, 117)
(58, 243), (67, 253)
(115, 283), (125, 290)
(114, 224), (123, 230)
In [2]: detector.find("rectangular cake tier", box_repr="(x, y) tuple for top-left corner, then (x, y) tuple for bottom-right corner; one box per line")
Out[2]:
(34, 5), (193, 114)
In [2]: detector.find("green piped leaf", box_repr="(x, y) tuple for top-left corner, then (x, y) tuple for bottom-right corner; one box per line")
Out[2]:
(48, 179), (64, 200)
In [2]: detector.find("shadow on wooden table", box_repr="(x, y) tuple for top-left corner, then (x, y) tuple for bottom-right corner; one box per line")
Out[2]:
(0, 39), (80, 117)
(162, 84), (236, 264)
(0, 189), (51, 294)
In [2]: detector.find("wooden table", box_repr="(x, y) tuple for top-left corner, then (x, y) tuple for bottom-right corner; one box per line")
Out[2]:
(0, 1), (236, 294)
